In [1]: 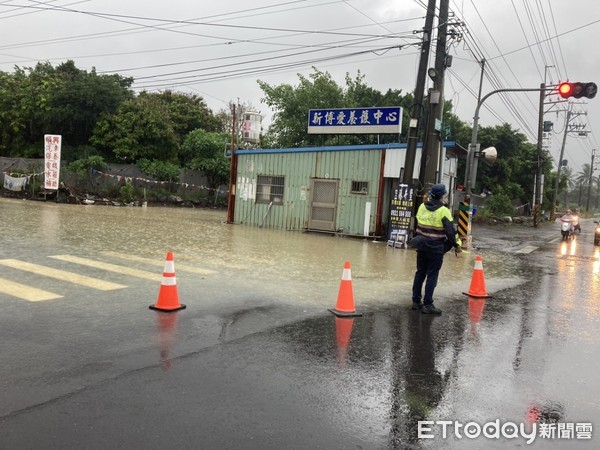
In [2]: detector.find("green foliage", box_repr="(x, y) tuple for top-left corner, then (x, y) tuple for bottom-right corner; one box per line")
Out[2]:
(91, 91), (221, 164)
(91, 95), (179, 162)
(182, 129), (230, 189)
(485, 193), (515, 216)
(119, 180), (136, 203)
(475, 123), (553, 208)
(66, 155), (107, 191)
(0, 61), (133, 157)
(138, 159), (180, 182)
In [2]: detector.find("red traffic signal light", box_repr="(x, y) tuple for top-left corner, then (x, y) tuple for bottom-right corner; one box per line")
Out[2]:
(558, 82), (597, 99)
(558, 82), (572, 98)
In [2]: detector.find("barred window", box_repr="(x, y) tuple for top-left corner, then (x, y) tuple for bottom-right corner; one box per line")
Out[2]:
(351, 181), (369, 194)
(256, 175), (285, 204)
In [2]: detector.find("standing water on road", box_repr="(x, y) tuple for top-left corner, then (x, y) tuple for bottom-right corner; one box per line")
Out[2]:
(0, 198), (525, 309)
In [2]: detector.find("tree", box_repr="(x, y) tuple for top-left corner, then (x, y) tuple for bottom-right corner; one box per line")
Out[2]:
(560, 166), (574, 207)
(181, 129), (231, 190)
(91, 95), (179, 163)
(92, 91), (220, 165)
(258, 68), (345, 148)
(575, 163), (594, 209)
(475, 123), (553, 208)
(0, 61), (133, 159)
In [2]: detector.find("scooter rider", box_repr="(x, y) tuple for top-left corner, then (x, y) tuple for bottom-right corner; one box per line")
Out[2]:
(561, 209), (574, 232)
(573, 208), (581, 232)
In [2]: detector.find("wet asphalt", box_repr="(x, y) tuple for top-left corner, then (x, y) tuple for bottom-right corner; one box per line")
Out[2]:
(1, 207), (599, 449)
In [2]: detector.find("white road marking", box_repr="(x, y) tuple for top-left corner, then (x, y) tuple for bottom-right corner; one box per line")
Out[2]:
(515, 245), (538, 254)
(0, 277), (62, 301)
(0, 259), (126, 291)
(101, 251), (217, 275)
(49, 255), (161, 281)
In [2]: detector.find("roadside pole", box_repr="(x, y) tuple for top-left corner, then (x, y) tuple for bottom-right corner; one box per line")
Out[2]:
(464, 87), (545, 249)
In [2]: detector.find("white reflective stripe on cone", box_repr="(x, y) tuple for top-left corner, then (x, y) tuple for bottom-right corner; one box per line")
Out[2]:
(161, 276), (177, 286)
(164, 261), (175, 273)
(474, 260), (483, 270)
(341, 269), (352, 281)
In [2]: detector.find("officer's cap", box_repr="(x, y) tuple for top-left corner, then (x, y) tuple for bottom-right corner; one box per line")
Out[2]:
(429, 184), (447, 198)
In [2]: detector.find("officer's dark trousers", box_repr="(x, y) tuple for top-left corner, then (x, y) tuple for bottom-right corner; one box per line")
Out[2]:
(412, 250), (444, 305)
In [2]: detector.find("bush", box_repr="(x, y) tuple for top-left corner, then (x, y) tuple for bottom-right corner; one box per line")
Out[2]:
(119, 181), (136, 203)
(485, 193), (514, 216)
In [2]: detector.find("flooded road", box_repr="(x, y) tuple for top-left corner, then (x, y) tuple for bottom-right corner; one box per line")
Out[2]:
(1, 198), (599, 449)
(1, 198), (525, 308)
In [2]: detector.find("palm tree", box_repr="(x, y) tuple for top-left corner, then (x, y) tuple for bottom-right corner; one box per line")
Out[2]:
(575, 164), (593, 209)
(561, 166), (575, 207)
(595, 174), (600, 209)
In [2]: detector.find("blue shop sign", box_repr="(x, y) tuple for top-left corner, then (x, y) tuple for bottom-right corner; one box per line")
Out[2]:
(307, 106), (402, 134)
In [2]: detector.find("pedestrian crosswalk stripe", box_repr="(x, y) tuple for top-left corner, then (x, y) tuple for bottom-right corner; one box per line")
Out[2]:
(49, 255), (161, 281)
(0, 259), (126, 291)
(0, 277), (62, 302)
(515, 245), (538, 254)
(101, 251), (217, 276)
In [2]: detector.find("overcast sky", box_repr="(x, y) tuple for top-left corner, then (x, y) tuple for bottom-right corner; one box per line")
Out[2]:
(1, 0), (599, 175)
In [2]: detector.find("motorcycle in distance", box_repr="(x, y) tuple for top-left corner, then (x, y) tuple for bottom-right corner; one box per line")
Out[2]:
(572, 210), (582, 233)
(561, 220), (574, 240)
(594, 220), (600, 246)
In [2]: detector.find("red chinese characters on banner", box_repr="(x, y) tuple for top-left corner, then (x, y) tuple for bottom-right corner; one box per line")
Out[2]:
(44, 134), (62, 190)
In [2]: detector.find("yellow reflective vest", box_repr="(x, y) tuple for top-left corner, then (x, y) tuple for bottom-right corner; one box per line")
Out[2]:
(416, 203), (462, 247)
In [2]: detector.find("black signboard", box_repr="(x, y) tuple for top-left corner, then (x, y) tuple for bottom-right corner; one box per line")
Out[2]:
(387, 181), (414, 248)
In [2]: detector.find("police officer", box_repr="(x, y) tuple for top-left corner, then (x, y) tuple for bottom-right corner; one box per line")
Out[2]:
(410, 183), (462, 315)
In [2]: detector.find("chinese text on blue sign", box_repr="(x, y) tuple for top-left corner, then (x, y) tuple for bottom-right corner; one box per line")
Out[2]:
(307, 106), (402, 134)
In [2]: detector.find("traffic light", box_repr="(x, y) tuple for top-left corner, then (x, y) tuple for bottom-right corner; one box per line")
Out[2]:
(557, 82), (598, 99)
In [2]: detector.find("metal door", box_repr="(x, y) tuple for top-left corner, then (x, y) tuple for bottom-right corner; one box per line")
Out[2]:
(308, 178), (338, 231)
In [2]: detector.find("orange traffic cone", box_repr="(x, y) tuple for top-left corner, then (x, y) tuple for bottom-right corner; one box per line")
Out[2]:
(463, 255), (492, 298)
(328, 261), (362, 317)
(335, 317), (355, 366)
(150, 252), (186, 312)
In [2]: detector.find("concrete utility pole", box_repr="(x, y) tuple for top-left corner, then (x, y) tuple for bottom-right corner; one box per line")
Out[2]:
(226, 104), (237, 224)
(401, 0), (436, 187)
(550, 107), (572, 220)
(533, 83), (546, 228)
(421, 0), (450, 192)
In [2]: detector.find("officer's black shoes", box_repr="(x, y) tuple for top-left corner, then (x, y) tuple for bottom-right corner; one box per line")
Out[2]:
(422, 304), (442, 315)
(412, 302), (422, 310)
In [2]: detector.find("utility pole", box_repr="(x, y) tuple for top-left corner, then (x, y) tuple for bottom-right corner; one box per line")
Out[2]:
(401, 0), (436, 187)
(463, 87), (543, 249)
(586, 149), (596, 213)
(533, 83), (545, 228)
(226, 104), (237, 224)
(550, 107), (573, 220)
(421, 0), (449, 192)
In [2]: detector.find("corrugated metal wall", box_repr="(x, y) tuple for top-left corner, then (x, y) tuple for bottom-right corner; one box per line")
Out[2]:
(234, 148), (383, 234)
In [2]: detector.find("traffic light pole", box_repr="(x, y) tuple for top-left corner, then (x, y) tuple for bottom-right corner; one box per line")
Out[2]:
(464, 86), (544, 249)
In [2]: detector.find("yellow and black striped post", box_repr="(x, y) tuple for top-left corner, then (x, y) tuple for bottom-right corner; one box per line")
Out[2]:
(458, 200), (472, 249)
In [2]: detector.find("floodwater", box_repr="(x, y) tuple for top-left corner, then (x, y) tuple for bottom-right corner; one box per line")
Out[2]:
(3, 197), (599, 449)
(0, 197), (524, 309)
